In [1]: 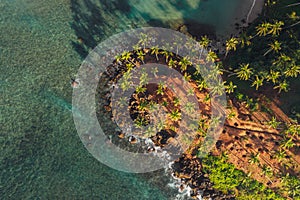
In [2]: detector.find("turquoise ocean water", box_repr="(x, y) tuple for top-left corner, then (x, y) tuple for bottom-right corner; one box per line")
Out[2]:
(1, 0), (247, 199)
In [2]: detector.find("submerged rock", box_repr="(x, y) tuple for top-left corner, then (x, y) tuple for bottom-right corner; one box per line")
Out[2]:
(129, 135), (138, 144)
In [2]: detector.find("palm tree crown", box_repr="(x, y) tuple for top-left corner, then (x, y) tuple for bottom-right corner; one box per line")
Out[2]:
(235, 63), (253, 80)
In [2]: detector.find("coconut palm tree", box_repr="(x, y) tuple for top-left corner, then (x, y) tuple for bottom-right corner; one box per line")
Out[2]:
(286, 9), (300, 28)
(135, 85), (147, 94)
(183, 72), (191, 82)
(193, 64), (202, 75)
(137, 100), (149, 112)
(156, 120), (165, 132)
(139, 69), (149, 86)
(199, 35), (210, 48)
(117, 97), (129, 107)
(173, 97), (180, 107)
(151, 67), (159, 77)
(173, 37), (183, 55)
(256, 22), (272, 36)
(280, 137), (295, 149)
(206, 50), (218, 63)
(160, 50), (173, 63)
(168, 58), (177, 69)
(208, 65), (223, 81)
(199, 35), (210, 58)
(275, 150), (286, 162)
(197, 79), (208, 91)
(203, 93), (211, 103)
(274, 80), (289, 93)
(225, 81), (237, 94)
(266, 70), (280, 84)
(184, 102), (195, 114)
(239, 32), (252, 48)
(227, 110), (236, 120)
(284, 64), (300, 77)
(179, 56), (191, 72)
(169, 109), (181, 122)
(138, 33), (149, 49)
(288, 11), (299, 20)
(267, 116), (281, 129)
(137, 49), (145, 64)
(120, 78), (132, 91)
(273, 54), (292, 67)
(187, 87), (194, 96)
(162, 100), (168, 107)
(197, 118), (208, 133)
(156, 82), (166, 95)
(268, 20), (284, 36)
(185, 37), (196, 57)
(151, 46), (160, 61)
(145, 126), (156, 138)
(225, 37), (239, 57)
(211, 80), (225, 96)
(245, 96), (257, 111)
(263, 40), (282, 56)
(236, 92), (244, 101)
(115, 54), (123, 64)
(188, 120), (199, 132)
(148, 101), (158, 112)
(251, 75), (264, 90)
(209, 116), (221, 128)
(285, 124), (300, 136)
(133, 43), (141, 52)
(123, 70), (132, 80)
(282, 174), (300, 198)
(235, 63), (253, 80)
(121, 51), (132, 63)
(261, 164), (273, 177)
(134, 117), (148, 128)
(248, 153), (260, 164)
(126, 63), (134, 72)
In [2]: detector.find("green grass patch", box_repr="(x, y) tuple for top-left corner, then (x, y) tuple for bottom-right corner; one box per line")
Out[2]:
(201, 154), (285, 200)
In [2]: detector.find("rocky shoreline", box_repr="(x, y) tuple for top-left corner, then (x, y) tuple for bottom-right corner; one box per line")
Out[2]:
(94, 45), (237, 199)
(171, 155), (236, 199)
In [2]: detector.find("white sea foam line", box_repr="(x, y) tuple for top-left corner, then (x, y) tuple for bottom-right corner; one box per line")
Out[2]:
(130, 136), (200, 199)
(166, 160), (204, 200)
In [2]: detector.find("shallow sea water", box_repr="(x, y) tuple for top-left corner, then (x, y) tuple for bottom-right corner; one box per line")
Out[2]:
(1, 0), (252, 199)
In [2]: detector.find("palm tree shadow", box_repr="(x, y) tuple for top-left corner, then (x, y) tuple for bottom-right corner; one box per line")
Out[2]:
(70, 0), (218, 59)
(70, 0), (134, 59)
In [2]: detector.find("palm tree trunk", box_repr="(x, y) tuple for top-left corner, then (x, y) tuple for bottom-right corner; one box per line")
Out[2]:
(199, 47), (204, 60)
(285, 2), (300, 7)
(287, 21), (300, 29)
(224, 50), (229, 59)
(263, 48), (272, 56)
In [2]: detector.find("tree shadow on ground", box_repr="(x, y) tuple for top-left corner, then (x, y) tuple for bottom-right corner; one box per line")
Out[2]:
(70, 0), (217, 59)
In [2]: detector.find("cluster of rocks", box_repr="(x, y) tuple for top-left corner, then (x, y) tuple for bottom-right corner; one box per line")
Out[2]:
(171, 155), (236, 200)
(151, 129), (176, 146)
(96, 49), (236, 199)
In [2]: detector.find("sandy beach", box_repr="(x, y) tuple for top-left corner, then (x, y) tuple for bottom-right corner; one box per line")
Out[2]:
(227, 0), (265, 35)
(128, 0), (265, 39)
(214, 0), (265, 52)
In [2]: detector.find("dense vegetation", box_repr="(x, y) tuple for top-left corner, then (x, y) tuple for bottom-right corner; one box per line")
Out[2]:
(201, 0), (300, 199)
(95, 0), (300, 199)
(202, 153), (285, 200)
(223, 0), (300, 94)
